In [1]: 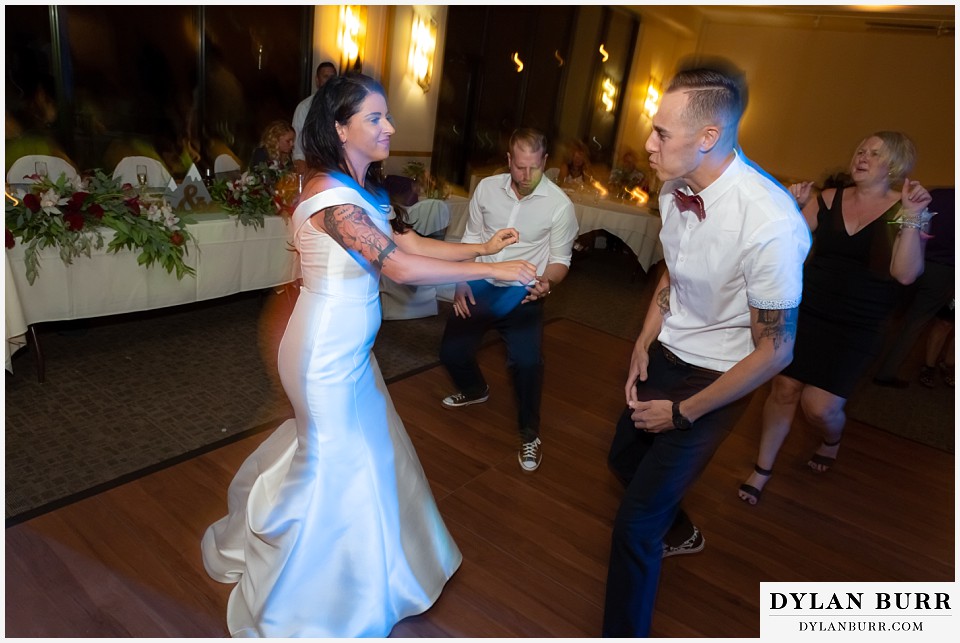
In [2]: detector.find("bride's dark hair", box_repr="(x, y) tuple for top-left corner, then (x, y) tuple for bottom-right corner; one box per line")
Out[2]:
(302, 72), (410, 232)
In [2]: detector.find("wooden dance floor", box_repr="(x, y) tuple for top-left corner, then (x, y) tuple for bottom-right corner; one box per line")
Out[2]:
(5, 319), (954, 637)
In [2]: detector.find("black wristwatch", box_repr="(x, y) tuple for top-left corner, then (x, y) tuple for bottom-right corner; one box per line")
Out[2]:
(672, 401), (692, 431)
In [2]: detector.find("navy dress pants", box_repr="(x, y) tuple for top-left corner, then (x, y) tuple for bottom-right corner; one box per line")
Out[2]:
(602, 342), (751, 637)
(439, 279), (543, 442)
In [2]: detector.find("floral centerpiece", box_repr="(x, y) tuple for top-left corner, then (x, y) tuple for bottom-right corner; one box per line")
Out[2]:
(401, 160), (450, 200)
(210, 161), (298, 229)
(5, 170), (195, 285)
(608, 166), (647, 193)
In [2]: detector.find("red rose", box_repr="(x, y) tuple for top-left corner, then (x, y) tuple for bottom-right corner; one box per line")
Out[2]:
(64, 212), (85, 231)
(69, 192), (89, 207)
(125, 198), (141, 216)
(5, 229), (15, 249)
(63, 200), (82, 216)
(23, 193), (41, 213)
(122, 183), (134, 191)
(87, 203), (105, 219)
(170, 231), (184, 246)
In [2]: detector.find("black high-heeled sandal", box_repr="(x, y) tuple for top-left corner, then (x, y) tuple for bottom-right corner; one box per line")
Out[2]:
(808, 437), (841, 473)
(738, 464), (773, 505)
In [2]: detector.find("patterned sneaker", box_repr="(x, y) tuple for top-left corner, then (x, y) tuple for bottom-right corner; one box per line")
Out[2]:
(518, 437), (542, 472)
(441, 387), (490, 409)
(662, 525), (705, 558)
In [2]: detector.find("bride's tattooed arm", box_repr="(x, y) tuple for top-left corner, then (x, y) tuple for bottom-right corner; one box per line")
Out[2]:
(320, 204), (397, 269)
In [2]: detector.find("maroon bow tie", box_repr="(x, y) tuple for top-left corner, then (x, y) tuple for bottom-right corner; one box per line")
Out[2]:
(673, 189), (705, 222)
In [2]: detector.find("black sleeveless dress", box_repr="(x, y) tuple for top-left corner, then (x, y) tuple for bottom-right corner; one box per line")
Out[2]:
(781, 187), (903, 397)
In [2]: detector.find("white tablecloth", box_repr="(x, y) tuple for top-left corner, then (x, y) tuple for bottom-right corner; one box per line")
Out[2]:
(5, 251), (29, 371)
(443, 193), (663, 271)
(5, 212), (297, 330)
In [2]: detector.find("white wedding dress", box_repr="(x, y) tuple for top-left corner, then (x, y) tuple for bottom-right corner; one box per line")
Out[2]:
(201, 187), (462, 637)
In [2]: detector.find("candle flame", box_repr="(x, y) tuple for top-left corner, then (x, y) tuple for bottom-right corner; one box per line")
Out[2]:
(5, 189), (19, 206)
(512, 52), (524, 72)
(626, 186), (649, 205)
(590, 179), (608, 197)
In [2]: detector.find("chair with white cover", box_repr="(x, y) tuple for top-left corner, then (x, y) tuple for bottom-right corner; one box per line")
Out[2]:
(214, 153), (242, 179)
(379, 199), (452, 319)
(380, 276), (439, 320)
(6, 155), (78, 185)
(113, 156), (175, 190)
(407, 198), (450, 240)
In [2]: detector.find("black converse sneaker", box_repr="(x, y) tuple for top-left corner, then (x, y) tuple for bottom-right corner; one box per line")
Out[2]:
(518, 437), (542, 472)
(441, 386), (490, 408)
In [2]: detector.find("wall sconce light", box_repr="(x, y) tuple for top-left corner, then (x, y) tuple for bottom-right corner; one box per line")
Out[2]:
(408, 13), (437, 92)
(600, 76), (617, 112)
(643, 79), (661, 119)
(338, 5), (366, 74)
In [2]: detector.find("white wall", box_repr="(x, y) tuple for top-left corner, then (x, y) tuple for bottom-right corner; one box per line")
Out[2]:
(616, 9), (698, 170)
(309, 5), (446, 177)
(697, 20), (954, 186)
(617, 7), (954, 187)
(381, 5), (448, 176)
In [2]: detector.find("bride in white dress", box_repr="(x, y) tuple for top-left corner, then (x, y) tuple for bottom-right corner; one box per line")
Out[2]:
(201, 74), (537, 637)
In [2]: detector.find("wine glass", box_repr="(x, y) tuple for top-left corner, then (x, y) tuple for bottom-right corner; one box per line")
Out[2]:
(136, 165), (148, 191)
(35, 161), (48, 179)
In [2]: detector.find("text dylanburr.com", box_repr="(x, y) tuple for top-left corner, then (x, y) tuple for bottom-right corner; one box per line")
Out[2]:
(761, 582), (955, 639)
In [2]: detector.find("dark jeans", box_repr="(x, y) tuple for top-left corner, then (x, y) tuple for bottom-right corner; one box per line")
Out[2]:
(439, 280), (543, 442)
(602, 342), (751, 637)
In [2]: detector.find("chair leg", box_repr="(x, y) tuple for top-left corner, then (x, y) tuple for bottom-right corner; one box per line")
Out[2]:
(28, 325), (45, 384)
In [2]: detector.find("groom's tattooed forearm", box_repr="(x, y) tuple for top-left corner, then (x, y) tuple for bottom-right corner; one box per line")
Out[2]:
(656, 286), (671, 316)
(322, 204), (396, 269)
(754, 307), (798, 351)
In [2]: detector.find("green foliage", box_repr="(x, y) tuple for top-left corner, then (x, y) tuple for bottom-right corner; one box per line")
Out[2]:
(5, 169), (196, 284)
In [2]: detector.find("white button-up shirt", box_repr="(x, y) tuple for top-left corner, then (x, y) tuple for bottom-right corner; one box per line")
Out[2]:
(291, 93), (314, 163)
(464, 173), (578, 287)
(658, 151), (812, 372)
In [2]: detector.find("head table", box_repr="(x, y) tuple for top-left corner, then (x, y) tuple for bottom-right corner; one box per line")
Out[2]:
(442, 190), (664, 272)
(5, 211), (297, 373)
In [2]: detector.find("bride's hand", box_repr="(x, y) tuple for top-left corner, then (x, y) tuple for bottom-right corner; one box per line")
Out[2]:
(490, 259), (536, 285)
(482, 228), (520, 255)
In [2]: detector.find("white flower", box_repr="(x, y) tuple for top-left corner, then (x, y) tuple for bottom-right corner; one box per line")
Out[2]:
(68, 175), (87, 192)
(159, 202), (179, 229)
(146, 203), (164, 223)
(40, 188), (67, 215)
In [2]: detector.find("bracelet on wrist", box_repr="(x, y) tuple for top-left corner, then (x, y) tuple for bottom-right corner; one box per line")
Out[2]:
(890, 206), (935, 233)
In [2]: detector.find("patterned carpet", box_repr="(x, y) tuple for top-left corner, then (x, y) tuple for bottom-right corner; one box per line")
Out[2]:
(5, 245), (953, 523)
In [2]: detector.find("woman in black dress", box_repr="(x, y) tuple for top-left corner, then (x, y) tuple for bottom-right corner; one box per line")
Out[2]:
(738, 131), (931, 505)
(249, 120), (295, 171)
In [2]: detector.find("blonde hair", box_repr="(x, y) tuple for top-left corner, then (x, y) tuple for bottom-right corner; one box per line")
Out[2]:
(509, 128), (547, 157)
(260, 120), (295, 165)
(870, 131), (917, 182)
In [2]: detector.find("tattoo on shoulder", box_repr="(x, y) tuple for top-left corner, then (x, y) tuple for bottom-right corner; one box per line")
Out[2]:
(656, 286), (671, 316)
(322, 204), (396, 269)
(755, 308), (798, 351)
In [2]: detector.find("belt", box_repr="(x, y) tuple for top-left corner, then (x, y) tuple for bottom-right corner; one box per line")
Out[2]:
(660, 345), (723, 376)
